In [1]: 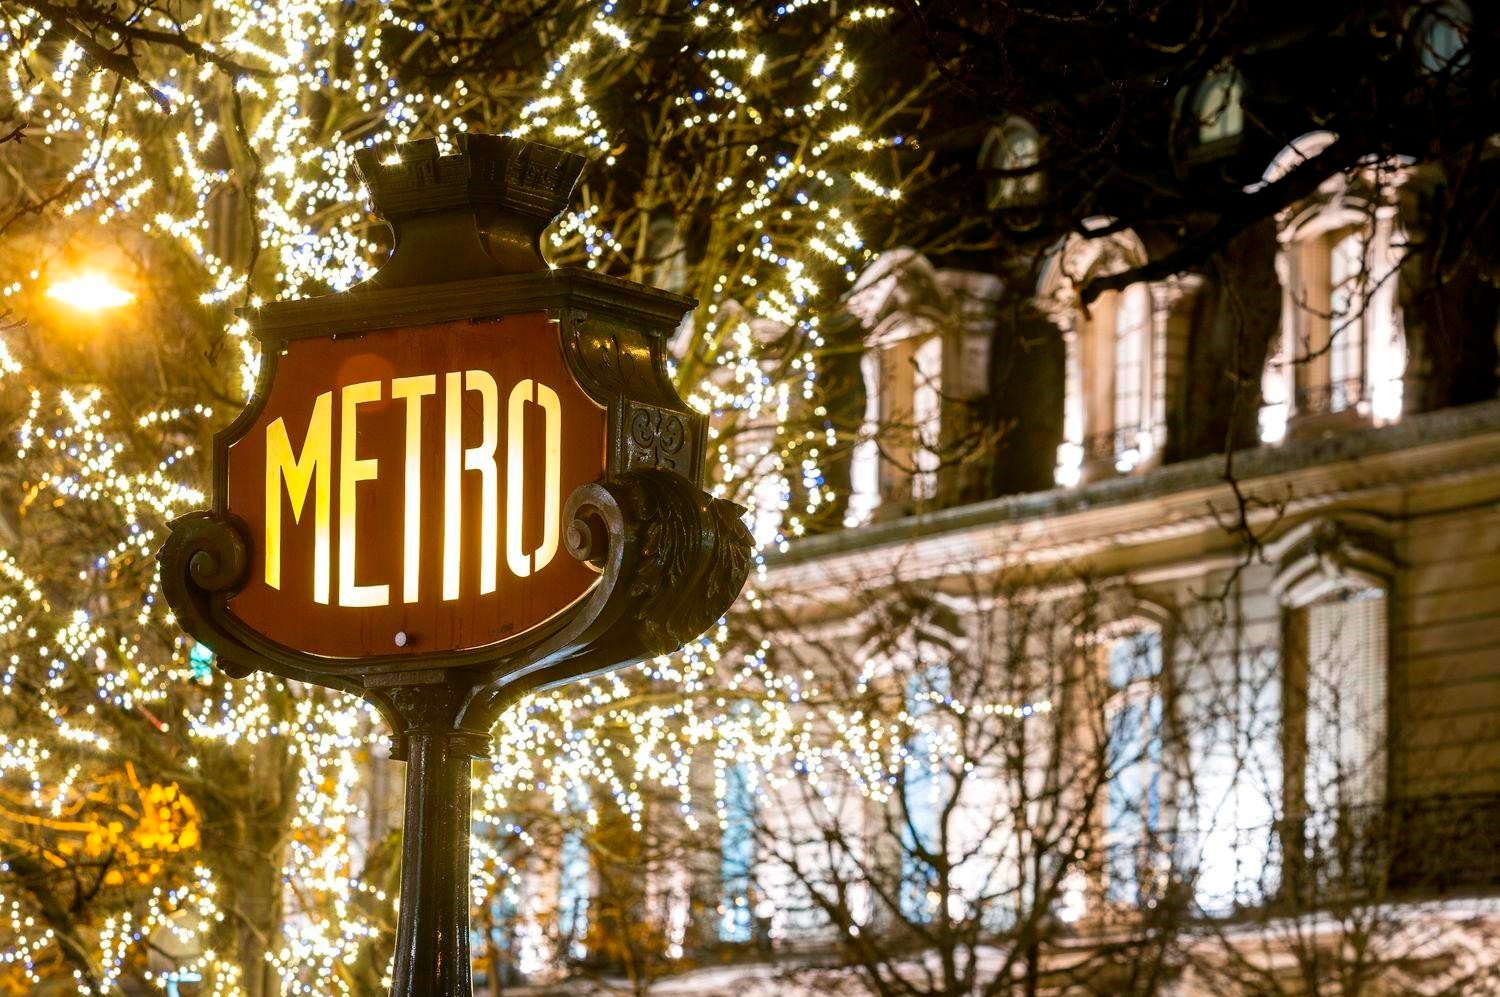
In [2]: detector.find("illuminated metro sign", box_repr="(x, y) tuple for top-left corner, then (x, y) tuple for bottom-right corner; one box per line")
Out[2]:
(160, 135), (754, 997)
(161, 133), (749, 714)
(225, 313), (604, 658)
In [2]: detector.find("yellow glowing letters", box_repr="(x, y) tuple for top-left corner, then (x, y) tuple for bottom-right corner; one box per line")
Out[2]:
(266, 369), (564, 607)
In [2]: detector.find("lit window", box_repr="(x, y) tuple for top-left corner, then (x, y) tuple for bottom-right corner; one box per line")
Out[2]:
(1302, 589), (1387, 814)
(1328, 232), (1367, 414)
(1296, 588), (1388, 885)
(980, 118), (1041, 208)
(1113, 285), (1151, 470)
(1194, 69), (1244, 145)
(846, 351), (882, 527)
(900, 662), (949, 922)
(1105, 631), (1167, 907)
(1415, 1), (1471, 74)
(1276, 216), (1404, 427)
(719, 762), (756, 943)
(911, 336), (942, 501)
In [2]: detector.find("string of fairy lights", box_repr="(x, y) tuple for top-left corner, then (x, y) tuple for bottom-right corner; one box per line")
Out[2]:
(0, 1), (1049, 993)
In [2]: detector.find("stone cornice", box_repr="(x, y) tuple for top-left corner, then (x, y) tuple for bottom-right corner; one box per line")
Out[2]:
(765, 399), (1500, 593)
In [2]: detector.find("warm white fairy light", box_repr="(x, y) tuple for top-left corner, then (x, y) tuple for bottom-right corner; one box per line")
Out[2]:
(0, 1), (1042, 993)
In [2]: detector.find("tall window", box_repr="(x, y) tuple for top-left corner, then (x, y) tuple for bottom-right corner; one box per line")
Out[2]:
(1113, 284), (1151, 467)
(900, 662), (950, 922)
(1301, 589), (1388, 814)
(1274, 215), (1404, 427)
(847, 351), (882, 526)
(1327, 232), (1367, 414)
(1289, 586), (1388, 889)
(719, 762), (756, 943)
(558, 792), (591, 961)
(1194, 68), (1244, 146)
(1105, 631), (1167, 907)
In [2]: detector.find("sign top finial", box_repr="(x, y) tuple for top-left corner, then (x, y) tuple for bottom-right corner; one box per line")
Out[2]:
(353, 135), (587, 287)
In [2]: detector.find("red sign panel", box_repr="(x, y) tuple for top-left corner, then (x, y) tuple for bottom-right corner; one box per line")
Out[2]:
(225, 313), (605, 658)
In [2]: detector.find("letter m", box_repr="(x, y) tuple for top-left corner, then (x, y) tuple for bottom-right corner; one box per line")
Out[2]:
(265, 391), (332, 604)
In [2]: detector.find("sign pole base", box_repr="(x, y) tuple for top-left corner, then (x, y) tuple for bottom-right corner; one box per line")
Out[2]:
(387, 684), (491, 997)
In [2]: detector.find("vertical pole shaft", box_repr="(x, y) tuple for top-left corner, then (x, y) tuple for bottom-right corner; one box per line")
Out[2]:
(391, 729), (483, 997)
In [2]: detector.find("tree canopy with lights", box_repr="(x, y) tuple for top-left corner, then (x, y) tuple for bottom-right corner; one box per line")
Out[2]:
(0, 1), (932, 993)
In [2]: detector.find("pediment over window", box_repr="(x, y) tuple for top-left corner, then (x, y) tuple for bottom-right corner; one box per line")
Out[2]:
(1268, 516), (1397, 608)
(848, 248), (952, 347)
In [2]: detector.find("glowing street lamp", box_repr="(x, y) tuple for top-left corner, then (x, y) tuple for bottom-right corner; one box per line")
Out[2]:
(44, 272), (134, 311)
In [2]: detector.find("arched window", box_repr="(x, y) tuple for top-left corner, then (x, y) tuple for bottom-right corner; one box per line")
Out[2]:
(979, 117), (1042, 208)
(1413, 0), (1472, 75)
(1194, 68), (1244, 146)
(846, 250), (994, 516)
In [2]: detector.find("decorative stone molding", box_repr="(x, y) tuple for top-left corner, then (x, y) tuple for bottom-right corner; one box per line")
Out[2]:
(1267, 514), (1397, 608)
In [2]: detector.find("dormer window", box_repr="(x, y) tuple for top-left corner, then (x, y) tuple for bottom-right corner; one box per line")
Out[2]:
(1038, 229), (1166, 487)
(1262, 163), (1407, 440)
(1413, 1), (1471, 75)
(979, 117), (1042, 208)
(1193, 68), (1244, 146)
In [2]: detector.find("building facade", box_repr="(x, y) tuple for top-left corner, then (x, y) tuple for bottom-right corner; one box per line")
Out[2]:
(485, 4), (1500, 993)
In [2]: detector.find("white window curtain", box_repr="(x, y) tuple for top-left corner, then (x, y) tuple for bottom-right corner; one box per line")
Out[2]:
(1328, 233), (1367, 413)
(1188, 646), (1282, 914)
(1113, 285), (1151, 457)
(1304, 589), (1388, 814)
(846, 351), (882, 526)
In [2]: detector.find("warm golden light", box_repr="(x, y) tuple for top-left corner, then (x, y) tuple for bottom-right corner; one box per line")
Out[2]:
(45, 272), (135, 311)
